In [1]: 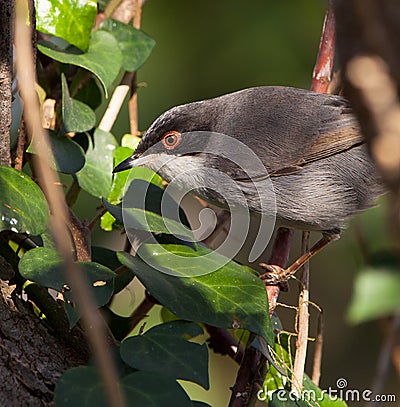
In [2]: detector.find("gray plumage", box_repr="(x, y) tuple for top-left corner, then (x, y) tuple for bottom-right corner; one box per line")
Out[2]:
(115, 86), (383, 236)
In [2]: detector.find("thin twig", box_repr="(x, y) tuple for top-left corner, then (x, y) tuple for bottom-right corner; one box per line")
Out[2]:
(127, 0), (143, 136)
(68, 207), (91, 262)
(369, 313), (400, 407)
(228, 333), (264, 407)
(311, 310), (324, 385)
(311, 0), (336, 93)
(65, 178), (81, 208)
(205, 325), (245, 363)
(13, 121), (27, 170)
(103, 0), (123, 19)
(128, 293), (156, 332)
(14, 3), (125, 406)
(292, 231), (310, 396)
(88, 207), (108, 231)
(98, 85), (130, 133)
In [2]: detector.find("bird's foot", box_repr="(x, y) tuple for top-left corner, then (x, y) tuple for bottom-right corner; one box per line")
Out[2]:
(259, 263), (292, 290)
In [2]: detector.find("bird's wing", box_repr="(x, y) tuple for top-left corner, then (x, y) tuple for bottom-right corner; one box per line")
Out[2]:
(269, 125), (364, 176)
(220, 87), (365, 181)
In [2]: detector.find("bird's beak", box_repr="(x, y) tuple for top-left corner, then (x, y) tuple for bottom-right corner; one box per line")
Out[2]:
(113, 154), (150, 173)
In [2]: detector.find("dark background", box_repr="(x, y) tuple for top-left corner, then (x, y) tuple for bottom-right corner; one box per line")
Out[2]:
(89, 1), (395, 405)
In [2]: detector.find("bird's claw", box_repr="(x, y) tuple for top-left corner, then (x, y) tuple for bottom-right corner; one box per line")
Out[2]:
(259, 263), (291, 291)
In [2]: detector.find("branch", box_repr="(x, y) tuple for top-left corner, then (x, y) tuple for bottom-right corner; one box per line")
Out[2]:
(14, 3), (125, 406)
(292, 232), (310, 396)
(290, 2), (336, 395)
(266, 228), (294, 314)
(311, 0), (336, 93)
(205, 325), (244, 363)
(0, 0), (14, 167)
(228, 333), (264, 407)
(311, 310), (324, 385)
(369, 313), (400, 407)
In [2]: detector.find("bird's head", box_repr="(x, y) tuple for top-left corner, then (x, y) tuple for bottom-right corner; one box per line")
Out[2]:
(113, 100), (219, 182)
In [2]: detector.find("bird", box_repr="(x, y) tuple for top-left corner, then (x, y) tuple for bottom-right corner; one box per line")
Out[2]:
(113, 86), (383, 283)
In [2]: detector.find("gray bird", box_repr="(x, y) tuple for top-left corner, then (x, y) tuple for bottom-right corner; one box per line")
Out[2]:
(114, 86), (382, 282)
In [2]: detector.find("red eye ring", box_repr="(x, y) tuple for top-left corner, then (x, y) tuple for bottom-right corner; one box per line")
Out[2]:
(162, 131), (182, 150)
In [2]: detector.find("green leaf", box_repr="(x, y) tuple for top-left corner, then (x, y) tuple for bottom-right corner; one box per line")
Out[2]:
(0, 166), (49, 235)
(55, 367), (192, 407)
(76, 129), (117, 198)
(27, 131), (86, 174)
(99, 211), (119, 232)
(36, 0), (97, 52)
(38, 31), (122, 97)
(101, 147), (133, 231)
(55, 366), (103, 407)
(347, 267), (400, 324)
(303, 375), (347, 407)
(91, 246), (134, 294)
(100, 19), (156, 71)
(49, 133), (86, 174)
(19, 247), (115, 327)
(109, 146), (134, 203)
(61, 74), (96, 133)
(263, 333), (347, 406)
(74, 76), (103, 110)
(268, 391), (310, 407)
(120, 372), (192, 407)
(123, 207), (194, 240)
(121, 133), (141, 149)
(120, 321), (209, 389)
(117, 249), (274, 345)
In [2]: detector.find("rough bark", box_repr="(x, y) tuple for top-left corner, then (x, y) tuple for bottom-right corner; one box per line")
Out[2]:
(0, 281), (88, 406)
(0, 0), (14, 166)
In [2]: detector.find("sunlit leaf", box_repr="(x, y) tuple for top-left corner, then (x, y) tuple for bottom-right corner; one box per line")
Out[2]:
(100, 19), (156, 71)
(19, 247), (115, 327)
(118, 249), (274, 345)
(76, 129), (117, 198)
(38, 31), (122, 97)
(36, 0), (97, 52)
(0, 166), (49, 235)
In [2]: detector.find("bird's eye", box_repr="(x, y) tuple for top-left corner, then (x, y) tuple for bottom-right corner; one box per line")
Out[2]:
(162, 131), (182, 150)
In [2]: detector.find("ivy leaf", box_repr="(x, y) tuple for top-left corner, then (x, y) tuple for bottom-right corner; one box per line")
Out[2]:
(101, 167), (164, 231)
(61, 74), (96, 133)
(100, 146), (133, 231)
(38, 31), (122, 97)
(120, 321), (209, 389)
(117, 249), (274, 346)
(36, 0), (97, 52)
(27, 131), (86, 174)
(55, 367), (192, 407)
(100, 19), (156, 71)
(109, 146), (134, 204)
(0, 166), (49, 235)
(76, 129), (117, 198)
(264, 333), (347, 406)
(19, 247), (115, 327)
(123, 207), (194, 241)
(348, 260), (400, 324)
(119, 372), (192, 407)
(91, 246), (134, 294)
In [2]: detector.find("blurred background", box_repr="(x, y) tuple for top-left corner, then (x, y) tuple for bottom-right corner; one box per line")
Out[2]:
(82, 0), (396, 405)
